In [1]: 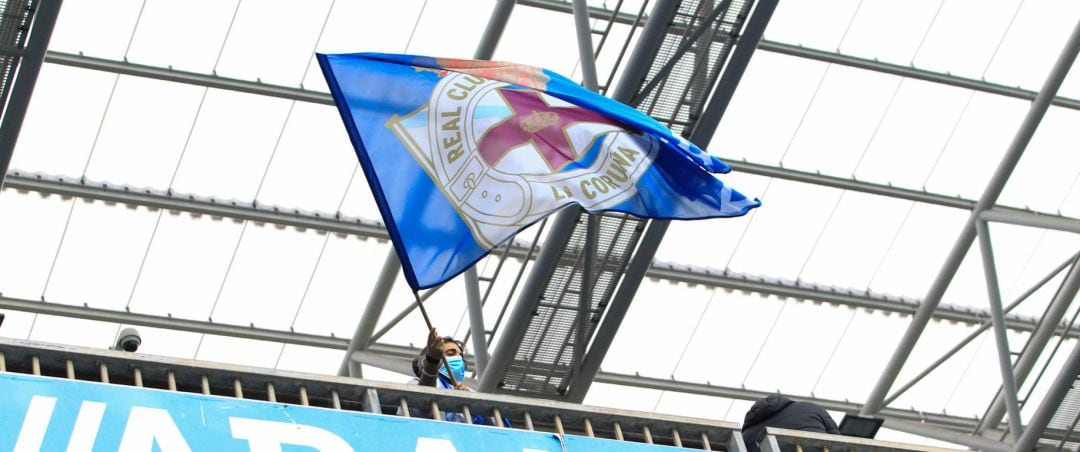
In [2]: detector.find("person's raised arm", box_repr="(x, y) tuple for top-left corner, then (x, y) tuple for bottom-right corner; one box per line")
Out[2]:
(418, 328), (444, 387)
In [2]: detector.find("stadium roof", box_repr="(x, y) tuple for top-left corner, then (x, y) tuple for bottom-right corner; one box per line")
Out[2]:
(1, 0), (1079, 449)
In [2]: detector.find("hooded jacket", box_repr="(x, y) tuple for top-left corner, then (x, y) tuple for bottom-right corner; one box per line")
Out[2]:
(741, 394), (840, 452)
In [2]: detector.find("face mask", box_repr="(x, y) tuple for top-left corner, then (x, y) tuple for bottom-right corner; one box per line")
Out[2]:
(439, 355), (467, 383)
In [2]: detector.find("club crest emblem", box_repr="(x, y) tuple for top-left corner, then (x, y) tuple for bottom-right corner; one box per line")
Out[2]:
(387, 72), (658, 248)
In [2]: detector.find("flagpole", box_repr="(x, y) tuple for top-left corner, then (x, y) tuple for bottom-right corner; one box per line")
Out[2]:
(413, 290), (461, 388)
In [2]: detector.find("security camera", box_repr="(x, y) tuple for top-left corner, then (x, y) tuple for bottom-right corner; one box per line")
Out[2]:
(113, 327), (141, 352)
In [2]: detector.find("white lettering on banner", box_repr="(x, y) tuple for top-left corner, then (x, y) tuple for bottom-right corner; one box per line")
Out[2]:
(229, 417), (353, 452)
(117, 407), (192, 452)
(5, 385), (562, 452)
(68, 401), (107, 452)
(416, 438), (457, 452)
(14, 395), (56, 452)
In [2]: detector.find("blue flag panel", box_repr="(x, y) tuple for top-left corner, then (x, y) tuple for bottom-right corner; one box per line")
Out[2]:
(0, 373), (699, 451)
(318, 53), (761, 290)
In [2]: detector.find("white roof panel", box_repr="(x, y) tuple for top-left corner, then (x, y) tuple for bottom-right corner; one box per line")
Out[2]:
(11, 65), (115, 177)
(252, 103), (359, 214)
(41, 201), (159, 311)
(125, 0), (241, 73)
(214, 0), (333, 86)
(49, 1), (141, 59)
(83, 76), (205, 190)
(0, 191), (72, 300)
(126, 212), (246, 320)
(168, 89), (292, 201)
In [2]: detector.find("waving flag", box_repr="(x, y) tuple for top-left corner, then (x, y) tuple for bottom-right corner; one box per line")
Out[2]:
(318, 53), (760, 290)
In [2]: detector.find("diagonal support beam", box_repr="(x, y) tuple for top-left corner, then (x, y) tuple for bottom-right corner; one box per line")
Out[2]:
(337, 251), (399, 377)
(566, 0), (780, 403)
(863, 16), (1080, 416)
(979, 254), (1080, 432)
(477, 0), (681, 394)
(1012, 340), (1080, 452)
(336, 0), (522, 381)
(0, 0), (63, 189)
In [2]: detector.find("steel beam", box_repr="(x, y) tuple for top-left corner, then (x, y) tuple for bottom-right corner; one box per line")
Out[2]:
(572, 0), (600, 91)
(863, 16), (1080, 416)
(980, 255), (1080, 432)
(0, 0), (63, 189)
(3, 172), (390, 238)
(883, 252), (1080, 407)
(1012, 340), (1080, 452)
(880, 418), (1011, 452)
(724, 159), (975, 209)
(518, 0), (642, 24)
(477, 206), (581, 392)
(3, 171), (1069, 335)
(0, 295), (350, 349)
(338, 251), (400, 377)
(367, 284), (443, 344)
(478, 0), (680, 394)
(572, 0), (600, 376)
(464, 267), (489, 374)
(690, 0), (780, 132)
(975, 220), (1024, 439)
(567, 0), (779, 403)
(759, 40), (1080, 112)
(44, 51), (334, 105)
(474, 0), (517, 61)
(567, 219), (669, 401)
(980, 208), (1080, 235)
(507, 0), (1080, 113)
(30, 52), (1080, 221)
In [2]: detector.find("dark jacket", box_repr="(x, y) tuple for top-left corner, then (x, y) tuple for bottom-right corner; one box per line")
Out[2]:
(741, 395), (840, 452)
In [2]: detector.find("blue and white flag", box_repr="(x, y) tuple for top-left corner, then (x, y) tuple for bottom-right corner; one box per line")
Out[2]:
(318, 53), (760, 290)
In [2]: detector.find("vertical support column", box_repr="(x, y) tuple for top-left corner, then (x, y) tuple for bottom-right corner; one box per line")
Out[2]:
(577, 215), (598, 367)
(975, 220), (1023, 439)
(980, 255), (1080, 431)
(0, 0), (63, 188)
(339, 251), (399, 377)
(1013, 340), (1080, 452)
(346, 0), (516, 380)
(863, 16), (1080, 416)
(461, 0), (516, 380)
(479, 0), (681, 394)
(572, 0), (600, 91)
(464, 267), (489, 374)
(573, 0), (601, 371)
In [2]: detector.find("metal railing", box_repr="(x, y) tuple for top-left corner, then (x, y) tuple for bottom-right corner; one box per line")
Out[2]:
(0, 337), (743, 450)
(760, 428), (965, 452)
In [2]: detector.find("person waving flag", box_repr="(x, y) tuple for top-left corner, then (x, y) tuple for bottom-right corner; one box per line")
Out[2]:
(318, 53), (760, 291)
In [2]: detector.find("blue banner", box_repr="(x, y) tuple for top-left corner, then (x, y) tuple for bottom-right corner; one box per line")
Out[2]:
(0, 373), (696, 451)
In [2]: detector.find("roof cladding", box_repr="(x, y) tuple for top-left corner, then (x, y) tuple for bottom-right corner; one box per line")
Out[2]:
(1, 0), (1079, 447)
